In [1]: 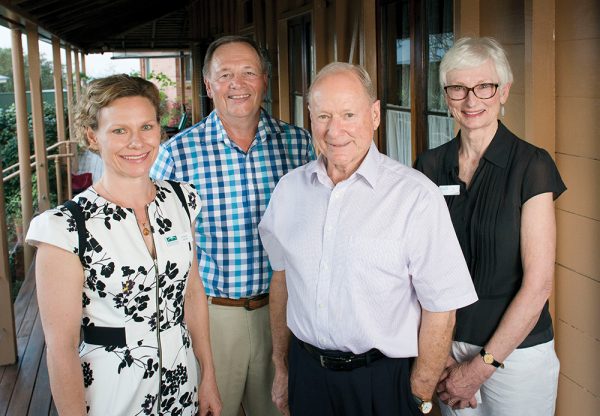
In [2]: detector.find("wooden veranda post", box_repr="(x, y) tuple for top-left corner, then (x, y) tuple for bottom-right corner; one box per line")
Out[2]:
(65, 45), (76, 199)
(11, 26), (34, 271)
(0, 162), (17, 365)
(52, 36), (68, 203)
(74, 50), (81, 99)
(179, 51), (186, 107)
(26, 23), (50, 212)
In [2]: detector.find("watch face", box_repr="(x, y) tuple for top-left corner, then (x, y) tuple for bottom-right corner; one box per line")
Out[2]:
(420, 401), (433, 414)
(483, 353), (494, 364)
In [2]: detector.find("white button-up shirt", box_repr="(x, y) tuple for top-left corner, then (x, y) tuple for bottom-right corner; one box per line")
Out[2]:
(259, 143), (477, 357)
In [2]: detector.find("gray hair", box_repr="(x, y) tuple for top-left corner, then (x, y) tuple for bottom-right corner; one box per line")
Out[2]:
(439, 37), (513, 88)
(308, 62), (376, 106)
(202, 35), (269, 78)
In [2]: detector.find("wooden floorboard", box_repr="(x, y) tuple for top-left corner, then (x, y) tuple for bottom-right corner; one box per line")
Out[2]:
(0, 259), (54, 416)
(6, 311), (45, 416)
(27, 347), (52, 416)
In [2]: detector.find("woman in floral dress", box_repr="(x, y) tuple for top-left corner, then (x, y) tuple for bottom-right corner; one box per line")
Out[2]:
(26, 75), (222, 415)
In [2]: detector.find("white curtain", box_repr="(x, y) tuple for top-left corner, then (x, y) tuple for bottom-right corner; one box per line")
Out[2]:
(294, 95), (304, 128)
(386, 109), (411, 166)
(427, 114), (454, 149)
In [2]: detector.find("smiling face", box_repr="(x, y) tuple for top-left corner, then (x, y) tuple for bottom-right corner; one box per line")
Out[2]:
(204, 42), (267, 125)
(309, 71), (380, 183)
(86, 96), (161, 181)
(445, 59), (511, 138)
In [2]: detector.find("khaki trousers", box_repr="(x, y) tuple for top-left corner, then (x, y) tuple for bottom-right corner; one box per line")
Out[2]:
(207, 302), (279, 416)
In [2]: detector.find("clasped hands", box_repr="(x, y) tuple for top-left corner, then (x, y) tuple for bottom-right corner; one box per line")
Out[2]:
(436, 356), (493, 410)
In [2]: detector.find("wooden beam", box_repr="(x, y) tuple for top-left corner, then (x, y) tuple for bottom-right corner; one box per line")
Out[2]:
(190, 44), (202, 124)
(0, 161), (17, 366)
(80, 50), (86, 76)
(73, 49), (81, 100)
(178, 52), (186, 107)
(277, 17), (290, 122)
(360, 0), (378, 146)
(10, 27), (34, 277)
(52, 36), (69, 203)
(26, 22), (50, 213)
(313, 0), (327, 72)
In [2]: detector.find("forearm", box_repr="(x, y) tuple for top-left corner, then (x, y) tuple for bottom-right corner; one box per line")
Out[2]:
(270, 270), (290, 370)
(46, 345), (87, 415)
(185, 291), (217, 380)
(411, 310), (455, 399)
(482, 281), (551, 362)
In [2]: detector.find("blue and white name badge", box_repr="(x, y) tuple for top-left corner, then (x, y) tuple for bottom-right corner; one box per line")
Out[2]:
(165, 232), (193, 246)
(439, 185), (460, 196)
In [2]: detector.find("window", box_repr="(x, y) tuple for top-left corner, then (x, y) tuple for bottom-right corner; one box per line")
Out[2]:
(288, 14), (312, 128)
(378, 0), (454, 165)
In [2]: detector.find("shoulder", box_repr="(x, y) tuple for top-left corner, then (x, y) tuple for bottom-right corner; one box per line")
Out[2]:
(375, 153), (443, 203)
(265, 113), (311, 140)
(414, 139), (455, 173)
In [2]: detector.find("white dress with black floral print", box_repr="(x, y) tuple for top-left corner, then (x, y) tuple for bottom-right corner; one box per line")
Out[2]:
(27, 180), (201, 416)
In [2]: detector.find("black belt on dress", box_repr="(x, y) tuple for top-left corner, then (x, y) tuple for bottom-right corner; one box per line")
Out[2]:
(297, 338), (385, 371)
(82, 325), (126, 348)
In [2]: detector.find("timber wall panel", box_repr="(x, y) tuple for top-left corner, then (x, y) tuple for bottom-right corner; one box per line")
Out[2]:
(555, 1), (600, 412)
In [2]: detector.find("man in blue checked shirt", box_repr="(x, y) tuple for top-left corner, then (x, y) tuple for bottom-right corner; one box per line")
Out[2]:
(151, 35), (313, 416)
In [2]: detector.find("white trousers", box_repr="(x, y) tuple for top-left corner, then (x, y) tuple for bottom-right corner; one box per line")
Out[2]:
(439, 340), (560, 416)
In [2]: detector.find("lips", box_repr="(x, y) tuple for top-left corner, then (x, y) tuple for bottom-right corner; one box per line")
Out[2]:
(229, 94), (251, 99)
(121, 152), (150, 161)
(462, 109), (485, 116)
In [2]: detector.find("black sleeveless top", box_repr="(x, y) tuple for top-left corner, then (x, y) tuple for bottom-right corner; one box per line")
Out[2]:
(415, 122), (566, 348)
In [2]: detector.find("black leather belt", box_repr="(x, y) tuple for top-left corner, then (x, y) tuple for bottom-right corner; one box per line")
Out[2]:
(298, 339), (385, 371)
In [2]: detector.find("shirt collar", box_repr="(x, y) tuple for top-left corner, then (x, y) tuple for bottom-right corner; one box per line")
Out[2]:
(207, 108), (280, 146)
(309, 141), (379, 189)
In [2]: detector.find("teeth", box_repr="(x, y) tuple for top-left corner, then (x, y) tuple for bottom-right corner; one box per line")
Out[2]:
(230, 94), (250, 99)
(122, 153), (148, 160)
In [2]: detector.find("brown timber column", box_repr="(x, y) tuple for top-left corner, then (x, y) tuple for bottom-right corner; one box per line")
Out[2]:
(65, 45), (76, 199)
(52, 36), (68, 202)
(80, 50), (86, 76)
(179, 51), (186, 109)
(74, 50), (81, 99)
(26, 23), (50, 212)
(11, 27), (34, 271)
(0, 164), (17, 365)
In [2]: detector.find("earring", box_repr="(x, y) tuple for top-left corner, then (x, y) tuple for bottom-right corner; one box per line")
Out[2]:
(500, 105), (505, 118)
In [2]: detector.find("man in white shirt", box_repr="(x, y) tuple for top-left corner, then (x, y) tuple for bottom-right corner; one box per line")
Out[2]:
(258, 62), (478, 416)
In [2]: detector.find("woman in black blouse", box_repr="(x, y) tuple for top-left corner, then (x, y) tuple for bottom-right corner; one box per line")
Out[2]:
(415, 37), (565, 415)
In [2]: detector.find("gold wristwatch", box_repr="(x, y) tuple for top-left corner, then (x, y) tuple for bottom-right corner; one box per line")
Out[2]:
(412, 395), (433, 414)
(480, 348), (504, 368)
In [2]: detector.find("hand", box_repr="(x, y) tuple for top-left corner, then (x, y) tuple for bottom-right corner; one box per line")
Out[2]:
(198, 375), (222, 416)
(272, 366), (290, 416)
(437, 357), (491, 404)
(444, 396), (478, 410)
(438, 355), (458, 383)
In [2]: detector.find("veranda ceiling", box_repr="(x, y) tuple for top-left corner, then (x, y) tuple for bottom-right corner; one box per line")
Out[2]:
(0, 0), (195, 52)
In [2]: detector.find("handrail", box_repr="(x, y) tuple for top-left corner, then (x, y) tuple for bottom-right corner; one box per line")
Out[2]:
(1, 140), (78, 179)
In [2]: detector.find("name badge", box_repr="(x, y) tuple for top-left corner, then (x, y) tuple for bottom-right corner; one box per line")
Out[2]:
(165, 233), (193, 246)
(439, 185), (460, 196)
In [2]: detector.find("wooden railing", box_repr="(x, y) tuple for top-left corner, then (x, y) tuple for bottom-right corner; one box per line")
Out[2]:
(0, 139), (77, 366)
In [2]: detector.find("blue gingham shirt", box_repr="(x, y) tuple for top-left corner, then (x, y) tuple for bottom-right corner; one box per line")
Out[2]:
(151, 109), (314, 298)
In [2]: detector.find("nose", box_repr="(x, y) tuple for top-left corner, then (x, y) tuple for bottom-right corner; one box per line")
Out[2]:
(327, 116), (345, 137)
(127, 131), (142, 148)
(465, 89), (479, 105)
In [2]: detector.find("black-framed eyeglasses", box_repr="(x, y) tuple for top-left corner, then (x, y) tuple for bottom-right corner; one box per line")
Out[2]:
(444, 83), (499, 100)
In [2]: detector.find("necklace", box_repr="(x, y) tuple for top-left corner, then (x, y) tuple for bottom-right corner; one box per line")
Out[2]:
(96, 181), (153, 236)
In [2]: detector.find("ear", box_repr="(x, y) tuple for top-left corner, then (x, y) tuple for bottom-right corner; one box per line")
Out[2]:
(371, 100), (381, 131)
(204, 77), (214, 99)
(499, 82), (512, 105)
(86, 127), (98, 149)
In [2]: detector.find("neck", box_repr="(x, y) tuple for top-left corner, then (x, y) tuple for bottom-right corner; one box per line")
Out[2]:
(96, 175), (155, 210)
(459, 121), (499, 160)
(219, 112), (260, 152)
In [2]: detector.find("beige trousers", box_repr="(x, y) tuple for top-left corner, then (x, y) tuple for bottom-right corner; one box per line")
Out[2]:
(207, 302), (279, 416)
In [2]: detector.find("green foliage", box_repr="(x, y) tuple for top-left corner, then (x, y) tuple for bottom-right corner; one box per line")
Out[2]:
(0, 47), (58, 93)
